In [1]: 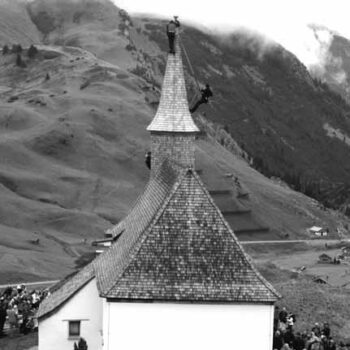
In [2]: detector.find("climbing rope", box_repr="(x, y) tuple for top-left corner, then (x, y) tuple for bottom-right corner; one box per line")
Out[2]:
(178, 36), (202, 105)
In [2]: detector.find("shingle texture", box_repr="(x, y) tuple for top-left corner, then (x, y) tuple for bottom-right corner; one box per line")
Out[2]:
(151, 133), (196, 175)
(147, 32), (199, 133)
(38, 165), (279, 320)
(94, 160), (179, 295)
(37, 263), (94, 319)
(100, 169), (280, 302)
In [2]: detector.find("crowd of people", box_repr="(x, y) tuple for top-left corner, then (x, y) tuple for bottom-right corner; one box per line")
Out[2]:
(273, 306), (348, 350)
(0, 284), (49, 337)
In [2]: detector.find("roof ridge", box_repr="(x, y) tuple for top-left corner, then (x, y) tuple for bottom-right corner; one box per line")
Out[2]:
(38, 263), (95, 319)
(96, 161), (178, 295)
(103, 166), (189, 296)
(190, 170), (281, 299)
(107, 160), (190, 238)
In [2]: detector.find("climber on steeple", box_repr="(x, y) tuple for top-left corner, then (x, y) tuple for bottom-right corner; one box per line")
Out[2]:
(166, 16), (180, 54)
(145, 151), (151, 169)
(189, 84), (213, 113)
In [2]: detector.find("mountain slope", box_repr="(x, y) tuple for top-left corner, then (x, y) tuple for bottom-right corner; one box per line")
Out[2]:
(25, 0), (350, 211)
(0, 42), (348, 282)
(0, 45), (153, 281)
(0, 0), (40, 45)
(141, 23), (350, 211)
(0, 0), (349, 281)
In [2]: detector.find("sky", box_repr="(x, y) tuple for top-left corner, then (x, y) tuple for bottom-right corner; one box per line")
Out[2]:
(112, 0), (350, 69)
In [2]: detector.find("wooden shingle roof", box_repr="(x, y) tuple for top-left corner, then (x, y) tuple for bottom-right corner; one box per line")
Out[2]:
(96, 168), (280, 303)
(147, 32), (199, 133)
(38, 163), (279, 320)
(37, 263), (94, 319)
(94, 160), (179, 295)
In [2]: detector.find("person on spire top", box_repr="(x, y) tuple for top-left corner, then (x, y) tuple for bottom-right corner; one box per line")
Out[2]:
(190, 84), (213, 113)
(166, 16), (180, 54)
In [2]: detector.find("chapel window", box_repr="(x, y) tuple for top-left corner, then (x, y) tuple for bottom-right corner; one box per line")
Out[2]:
(68, 320), (81, 338)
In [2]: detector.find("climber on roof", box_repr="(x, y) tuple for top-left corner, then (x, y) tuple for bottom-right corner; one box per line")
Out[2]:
(190, 84), (213, 113)
(166, 16), (180, 54)
(145, 151), (151, 169)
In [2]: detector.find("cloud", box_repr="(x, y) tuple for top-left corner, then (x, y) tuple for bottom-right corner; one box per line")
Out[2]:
(112, 0), (350, 73)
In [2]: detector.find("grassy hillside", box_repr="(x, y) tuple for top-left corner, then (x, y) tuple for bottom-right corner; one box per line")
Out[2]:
(22, 0), (350, 212)
(0, 45), (153, 281)
(0, 0), (348, 282)
(259, 262), (350, 341)
(0, 0), (40, 45)
(0, 43), (348, 281)
(0, 1), (348, 341)
(140, 22), (350, 211)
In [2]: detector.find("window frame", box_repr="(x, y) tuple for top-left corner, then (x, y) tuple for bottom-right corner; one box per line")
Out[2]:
(68, 320), (81, 339)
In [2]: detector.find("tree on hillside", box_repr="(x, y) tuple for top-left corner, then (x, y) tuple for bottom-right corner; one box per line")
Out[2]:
(2, 45), (9, 55)
(11, 44), (23, 54)
(16, 53), (26, 68)
(27, 44), (38, 58)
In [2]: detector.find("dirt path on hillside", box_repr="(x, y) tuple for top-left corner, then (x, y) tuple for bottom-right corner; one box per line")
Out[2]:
(36, 230), (79, 258)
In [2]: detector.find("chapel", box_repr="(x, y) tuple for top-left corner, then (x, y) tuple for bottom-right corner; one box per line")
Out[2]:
(38, 28), (280, 350)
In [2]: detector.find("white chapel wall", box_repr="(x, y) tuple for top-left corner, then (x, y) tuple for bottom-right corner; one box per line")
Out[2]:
(104, 301), (274, 350)
(39, 278), (103, 350)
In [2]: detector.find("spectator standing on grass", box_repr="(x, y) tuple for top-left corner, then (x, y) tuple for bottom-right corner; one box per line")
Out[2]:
(312, 323), (321, 337)
(307, 332), (321, 350)
(279, 320), (287, 333)
(279, 307), (288, 323)
(320, 334), (328, 350)
(322, 323), (331, 338)
(284, 328), (295, 345)
(286, 314), (294, 331)
(31, 290), (40, 309)
(293, 332), (305, 350)
(0, 298), (7, 337)
(3, 287), (12, 298)
(273, 329), (284, 350)
(327, 338), (336, 350)
(7, 304), (18, 328)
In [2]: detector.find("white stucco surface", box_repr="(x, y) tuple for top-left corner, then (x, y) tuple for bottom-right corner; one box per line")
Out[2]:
(104, 301), (274, 350)
(39, 278), (103, 350)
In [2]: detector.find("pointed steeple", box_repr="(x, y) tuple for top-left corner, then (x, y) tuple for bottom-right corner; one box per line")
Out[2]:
(147, 31), (199, 133)
(147, 29), (199, 175)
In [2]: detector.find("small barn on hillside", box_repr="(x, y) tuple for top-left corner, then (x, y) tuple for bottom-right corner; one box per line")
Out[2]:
(38, 28), (280, 350)
(313, 276), (328, 285)
(318, 253), (333, 264)
(308, 226), (328, 237)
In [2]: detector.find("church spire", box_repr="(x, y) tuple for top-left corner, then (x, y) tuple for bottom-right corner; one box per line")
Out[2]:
(147, 30), (199, 133)
(147, 28), (199, 174)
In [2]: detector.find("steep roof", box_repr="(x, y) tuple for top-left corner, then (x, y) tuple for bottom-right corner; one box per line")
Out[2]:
(147, 31), (199, 133)
(38, 161), (178, 320)
(37, 262), (94, 319)
(38, 163), (279, 320)
(94, 159), (179, 295)
(38, 25), (280, 318)
(96, 168), (280, 303)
